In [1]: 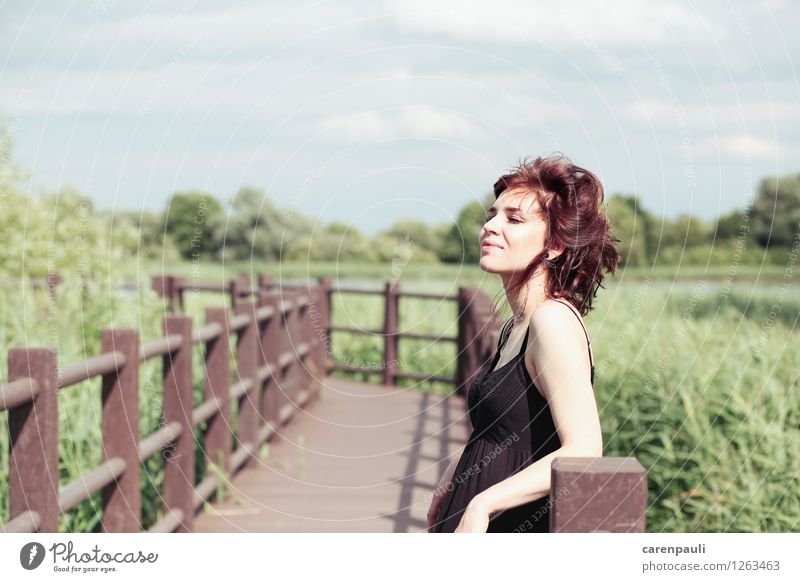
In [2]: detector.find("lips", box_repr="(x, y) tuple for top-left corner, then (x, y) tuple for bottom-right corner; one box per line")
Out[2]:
(481, 241), (502, 249)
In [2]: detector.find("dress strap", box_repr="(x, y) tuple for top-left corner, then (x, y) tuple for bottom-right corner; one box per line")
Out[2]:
(500, 316), (530, 361)
(497, 317), (514, 350)
(483, 317), (515, 377)
(554, 299), (595, 385)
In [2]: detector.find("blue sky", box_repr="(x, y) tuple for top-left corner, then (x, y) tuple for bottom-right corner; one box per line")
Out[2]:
(2, 0), (798, 235)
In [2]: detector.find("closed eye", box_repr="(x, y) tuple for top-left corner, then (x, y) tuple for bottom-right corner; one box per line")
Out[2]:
(484, 211), (524, 223)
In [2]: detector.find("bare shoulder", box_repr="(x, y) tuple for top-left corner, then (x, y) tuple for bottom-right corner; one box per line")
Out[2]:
(524, 298), (594, 399)
(526, 299), (591, 361)
(528, 299), (585, 334)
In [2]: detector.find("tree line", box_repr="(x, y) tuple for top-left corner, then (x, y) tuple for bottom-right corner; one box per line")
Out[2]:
(2, 120), (798, 276)
(115, 174), (800, 268)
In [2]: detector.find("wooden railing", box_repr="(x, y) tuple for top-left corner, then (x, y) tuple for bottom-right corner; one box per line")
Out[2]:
(0, 284), (327, 533)
(149, 274), (649, 532)
(152, 273), (505, 397)
(2, 273), (648, 533)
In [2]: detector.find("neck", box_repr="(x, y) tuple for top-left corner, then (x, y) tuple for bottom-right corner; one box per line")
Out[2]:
(501, 269), (549, 328)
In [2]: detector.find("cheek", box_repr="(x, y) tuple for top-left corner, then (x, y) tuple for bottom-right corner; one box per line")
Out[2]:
(502, 228), (546, 263)
(508, 226), (544, 251)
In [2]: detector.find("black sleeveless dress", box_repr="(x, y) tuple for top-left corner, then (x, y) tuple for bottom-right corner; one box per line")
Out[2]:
(433, 299), (595, 533)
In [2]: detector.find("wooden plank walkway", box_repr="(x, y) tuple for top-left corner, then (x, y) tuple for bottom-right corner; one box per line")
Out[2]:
(193, 377), (470, 532)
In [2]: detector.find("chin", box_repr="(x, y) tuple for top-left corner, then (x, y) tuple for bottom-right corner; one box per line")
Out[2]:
(479, 256), (501, 274)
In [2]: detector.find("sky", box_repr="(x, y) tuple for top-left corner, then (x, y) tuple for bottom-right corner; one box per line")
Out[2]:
(1, 0), (798, 236)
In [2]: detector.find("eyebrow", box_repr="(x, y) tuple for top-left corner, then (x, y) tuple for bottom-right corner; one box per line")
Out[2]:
(487, 205), (524, 213)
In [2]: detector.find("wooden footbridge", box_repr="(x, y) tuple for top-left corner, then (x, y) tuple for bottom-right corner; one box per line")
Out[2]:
(1, 274), (647, 533)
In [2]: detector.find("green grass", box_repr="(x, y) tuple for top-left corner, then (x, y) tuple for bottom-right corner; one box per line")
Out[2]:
(1, 263), (798, 532)
(589, 281), (800, 532)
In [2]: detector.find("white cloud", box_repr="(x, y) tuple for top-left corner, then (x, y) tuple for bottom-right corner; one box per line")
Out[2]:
(689, 134), (782, 160)
(2, 2), (379, 66)
(3, 0), (799, 226)
(625, 98), (676, 122)
(716, 134), (779, 158)
(624, 97), (800, 131)
(320, 108), (481, 141)
(0, 59), (312, 118)
(386, 0), (720, 46)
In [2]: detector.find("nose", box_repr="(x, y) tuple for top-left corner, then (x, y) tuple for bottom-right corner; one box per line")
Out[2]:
(481, 215), (500, 238)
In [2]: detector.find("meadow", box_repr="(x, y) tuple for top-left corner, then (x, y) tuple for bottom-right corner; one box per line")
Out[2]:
(1, 261), (798, 532)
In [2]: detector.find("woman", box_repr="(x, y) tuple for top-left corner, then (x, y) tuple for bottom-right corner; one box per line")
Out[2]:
(428, 153), (621, 533)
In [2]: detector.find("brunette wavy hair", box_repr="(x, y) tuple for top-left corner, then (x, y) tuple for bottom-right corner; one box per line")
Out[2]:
(492, 153), (621, 316)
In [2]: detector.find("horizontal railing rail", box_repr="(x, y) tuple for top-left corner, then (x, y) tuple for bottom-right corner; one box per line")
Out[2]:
(152, 273), (493, 391)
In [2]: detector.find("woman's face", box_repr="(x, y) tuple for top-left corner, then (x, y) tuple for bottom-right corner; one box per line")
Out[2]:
(479, 188), (550, 275)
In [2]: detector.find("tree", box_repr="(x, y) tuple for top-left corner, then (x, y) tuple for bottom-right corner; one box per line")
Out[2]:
(604, 195), (648, 267)
(216, 187), (314, 261)
(0, 187), (123, 281)
(659, 214), (711, 249)
(371, 233), (439, 264)
(378, 219), (443, 257)
(111, 210), (181, 261)
(283, 221), (376, 262)
(0, 123), (124, 281)
(0, 119), (28, 192)
(440, 199), (489, 264)
(711, 209), (749, 242)
(751, 173), (800, 249)
(163, 191), (223, 259)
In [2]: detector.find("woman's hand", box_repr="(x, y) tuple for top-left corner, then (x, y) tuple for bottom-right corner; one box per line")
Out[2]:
(427, 454), (462, 532)
(426, 485), (449, 532)
(454, 496), (492, 533)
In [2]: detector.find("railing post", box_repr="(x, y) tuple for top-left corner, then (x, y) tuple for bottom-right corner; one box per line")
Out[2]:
(231, 273), (251, 309)
(7, 348), (59, 532)
(296, 290), (316, 401)
(230, 277), (242, 312)
(234, 298), (259, 467)
(283, 289), (301, 407)
(257, 273), (272, 291)
(456, 286), (472, 398)
(101, 329), (141, 532)
(153, 275), (184, 312)
(474, 290), (491, 357)
(316, 277), (333, 377)
(240, 272), (251, 294)
(304, 285), (323, 401)
(383, 280), (399, 386)
(273, 291), (293, 425)
(454, 287), (501, 407)
(152, 274), (170, 301)
(550, 457), (648, 532)
(258, 291), (280, 431)
(204, 308), (232, 477)
(174, 276), (185, 311)
(162, 315), (194, 532)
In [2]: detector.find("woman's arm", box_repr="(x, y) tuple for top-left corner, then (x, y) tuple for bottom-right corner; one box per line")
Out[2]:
(466, 302), (603, 518)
